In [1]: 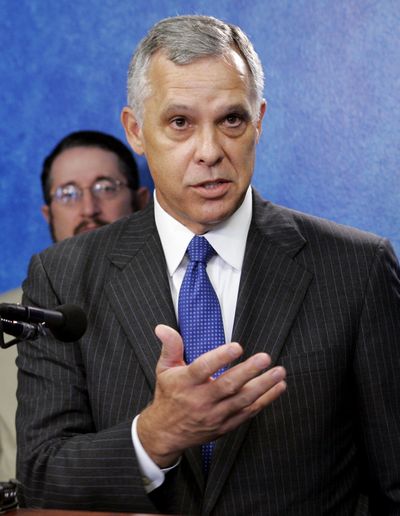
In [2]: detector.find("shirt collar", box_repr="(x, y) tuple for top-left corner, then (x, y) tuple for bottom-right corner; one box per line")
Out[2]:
(154, 186), (253, 276)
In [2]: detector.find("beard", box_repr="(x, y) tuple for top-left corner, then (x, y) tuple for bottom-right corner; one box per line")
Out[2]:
(48, 216), (109, 243)
(73, 218), (109, 236)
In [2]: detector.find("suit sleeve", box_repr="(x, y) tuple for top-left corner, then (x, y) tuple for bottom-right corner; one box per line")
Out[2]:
(354, 239), (400, 514)
(15, 252), (161, 513)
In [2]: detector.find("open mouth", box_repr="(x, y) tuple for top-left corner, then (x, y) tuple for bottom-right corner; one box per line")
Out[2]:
(201, 180), (228, 189)
(192, 179), (231, 199)
(194, 179), (231, 194)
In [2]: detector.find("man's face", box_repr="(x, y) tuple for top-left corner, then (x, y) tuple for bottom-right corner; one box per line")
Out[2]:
(122, 49), (265, 234)
(41, 146), (136, 242)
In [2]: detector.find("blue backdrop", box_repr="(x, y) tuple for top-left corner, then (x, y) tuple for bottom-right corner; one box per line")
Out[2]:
(1, 0), (399, 292)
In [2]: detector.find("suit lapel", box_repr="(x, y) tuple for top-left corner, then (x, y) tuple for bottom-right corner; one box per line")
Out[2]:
(204, 192), (313, 513)
(104, 204), (177, 390)
(233, 194), (313, 364)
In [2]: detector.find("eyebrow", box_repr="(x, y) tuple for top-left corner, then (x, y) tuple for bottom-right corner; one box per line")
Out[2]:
(162, 103), (252, 119)
(220, 104), (252, 118)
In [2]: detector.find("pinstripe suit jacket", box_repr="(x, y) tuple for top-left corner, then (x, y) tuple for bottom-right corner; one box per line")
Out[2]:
(16, 191), (400, 515)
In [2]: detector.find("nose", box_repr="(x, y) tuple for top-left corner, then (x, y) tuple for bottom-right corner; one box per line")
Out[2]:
(80, 188), (101, 217)
(193, 126), (224, 167)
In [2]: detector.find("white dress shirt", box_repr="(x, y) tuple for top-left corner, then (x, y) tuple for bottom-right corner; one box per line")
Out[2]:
(132, 186), (253, 491)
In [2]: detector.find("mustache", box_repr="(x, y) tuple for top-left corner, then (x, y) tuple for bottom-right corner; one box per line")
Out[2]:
(73, 218), (109, 236)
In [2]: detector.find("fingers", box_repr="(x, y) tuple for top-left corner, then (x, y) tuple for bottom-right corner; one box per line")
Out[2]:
(154, 325), (286, 416)
(204, 365), (286, 436)
(188, 342), (244, 383)
(190, 349), (286, 434)
(218, 365), (286, 409)
(188, 344), (273, 395)
(155, 324), (185, 374)
(212, 352), (274, 399)
(217, 375), (287, 435)
(154, 325), (245, 382)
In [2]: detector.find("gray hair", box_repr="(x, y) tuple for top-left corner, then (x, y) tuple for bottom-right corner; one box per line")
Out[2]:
(127, 15), (265, 124)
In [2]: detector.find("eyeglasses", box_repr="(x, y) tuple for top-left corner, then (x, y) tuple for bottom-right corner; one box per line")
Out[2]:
(50, 178), (130, 206)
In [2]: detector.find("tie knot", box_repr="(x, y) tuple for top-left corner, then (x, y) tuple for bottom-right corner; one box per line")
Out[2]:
(187, 236), (215, 264)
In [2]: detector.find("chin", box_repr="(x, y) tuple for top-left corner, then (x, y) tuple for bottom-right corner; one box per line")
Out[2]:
(194, 216), (231, 234)
(203, 206), (237, 225)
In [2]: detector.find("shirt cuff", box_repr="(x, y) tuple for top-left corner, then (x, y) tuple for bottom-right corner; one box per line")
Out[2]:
(131, 414), (180, 493)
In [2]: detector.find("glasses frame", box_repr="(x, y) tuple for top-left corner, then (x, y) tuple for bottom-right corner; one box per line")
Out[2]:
(50, 177), (130, 206)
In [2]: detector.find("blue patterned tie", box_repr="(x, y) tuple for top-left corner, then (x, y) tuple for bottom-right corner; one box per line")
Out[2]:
(178, 235), (226, 473)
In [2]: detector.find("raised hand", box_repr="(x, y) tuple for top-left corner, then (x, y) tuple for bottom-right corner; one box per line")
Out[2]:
(137, 324), (287, 467)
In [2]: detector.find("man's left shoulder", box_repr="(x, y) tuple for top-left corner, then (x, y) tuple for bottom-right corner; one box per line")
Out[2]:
(289, 206), (382, 248)
(255, 194), (383, 247)
(252, 191), (395, 267)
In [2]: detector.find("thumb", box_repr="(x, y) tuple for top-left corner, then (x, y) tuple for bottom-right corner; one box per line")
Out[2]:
(155, 324), (185, 374)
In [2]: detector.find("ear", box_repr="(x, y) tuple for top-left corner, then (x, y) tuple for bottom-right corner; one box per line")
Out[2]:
(41, 204), (50, 223)
(136, 186), (151, 210)
(255, 99), (267, 142)
(121, 107), (145, 156)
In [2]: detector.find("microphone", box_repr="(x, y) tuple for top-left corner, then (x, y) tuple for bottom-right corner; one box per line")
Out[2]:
(0, 319), (47, 341)
(0, 303), (87, 343)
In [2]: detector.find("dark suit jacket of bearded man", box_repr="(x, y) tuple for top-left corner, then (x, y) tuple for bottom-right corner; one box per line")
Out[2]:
(16, 189), (400, 515)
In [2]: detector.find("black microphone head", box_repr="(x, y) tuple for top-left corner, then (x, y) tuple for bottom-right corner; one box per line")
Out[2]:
(50, 304), (87, 342)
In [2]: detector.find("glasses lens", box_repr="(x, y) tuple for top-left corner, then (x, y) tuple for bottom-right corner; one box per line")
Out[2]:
(92, 178), (121, 199)
(53, 184), (81, 204)
(52, 178), (126, 205)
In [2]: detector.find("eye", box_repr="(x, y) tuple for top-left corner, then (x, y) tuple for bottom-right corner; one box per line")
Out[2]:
(52, 184), (81, 204)
(170, 117), (189, 130)
(60, 185), (79, 200)
(223, 113), (244, 128)
(94, 178), (117, 193)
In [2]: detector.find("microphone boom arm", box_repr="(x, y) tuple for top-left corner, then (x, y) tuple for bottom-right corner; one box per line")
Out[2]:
(0, 317), (48, 348)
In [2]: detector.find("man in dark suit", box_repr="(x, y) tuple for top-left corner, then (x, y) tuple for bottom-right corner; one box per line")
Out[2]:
(16, 15), (400, 515)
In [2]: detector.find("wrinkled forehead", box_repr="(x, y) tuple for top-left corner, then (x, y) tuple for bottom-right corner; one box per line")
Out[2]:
(145, 49), (254, 110)
(147, 49), (251, 94)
